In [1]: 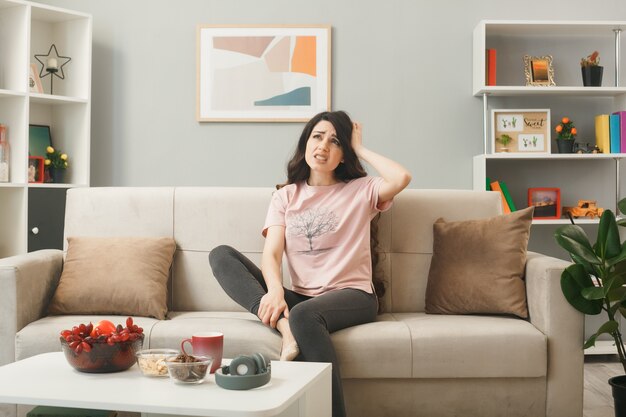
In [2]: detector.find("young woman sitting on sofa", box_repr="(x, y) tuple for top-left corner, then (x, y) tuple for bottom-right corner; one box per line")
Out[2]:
(209, 110), (411, 417)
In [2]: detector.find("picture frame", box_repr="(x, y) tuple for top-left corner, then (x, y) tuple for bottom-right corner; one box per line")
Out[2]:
(524, 55), (555, 86)
(491, 109), (551, 154)
(28, 156), (44, 183)
(197, 25), (331, 122)
(29, 124), (52, 159)
(528, 187), (561, 219)
(28, 63), (43, 93)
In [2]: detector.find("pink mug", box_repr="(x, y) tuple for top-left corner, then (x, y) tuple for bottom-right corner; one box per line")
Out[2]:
(181, 331), (223, 373)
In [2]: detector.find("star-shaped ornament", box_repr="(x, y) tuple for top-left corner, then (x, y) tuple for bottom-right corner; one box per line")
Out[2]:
(34, 44), (72, 80)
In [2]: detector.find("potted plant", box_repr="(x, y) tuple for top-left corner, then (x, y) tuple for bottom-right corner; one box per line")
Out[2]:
(555, 116), (577, 153)
(554, 197), (626, 416)
(581, 50), (603, 87)
(44, 145), (69, 183)
(496, 134), (513, 152)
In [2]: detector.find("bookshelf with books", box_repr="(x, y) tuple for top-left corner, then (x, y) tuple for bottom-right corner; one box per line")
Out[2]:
(473, 20), (626, 353)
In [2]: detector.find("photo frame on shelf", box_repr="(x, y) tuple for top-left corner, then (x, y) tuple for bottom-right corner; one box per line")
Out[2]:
(528, 187), (561, 219)
(28, 125), (52, 159)
(524, 55), (555, 86)
(28, 63), (43, 94)
(491, 109), (551, 154)
(197, 25), (331, 122)
(28, 156), (44, 183)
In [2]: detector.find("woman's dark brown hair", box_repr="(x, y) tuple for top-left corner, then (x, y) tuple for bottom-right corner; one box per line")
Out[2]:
(278, 111), (387, 306)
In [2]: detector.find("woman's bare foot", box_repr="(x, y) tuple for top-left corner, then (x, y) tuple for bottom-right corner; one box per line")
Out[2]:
(280, 341), (299, 361)
(276, 318), (299, 361)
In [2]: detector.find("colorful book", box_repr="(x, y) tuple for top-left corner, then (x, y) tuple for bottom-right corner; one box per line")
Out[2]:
(486, 176), (492, 191)
(490, 180), (511, 214)
(499, 181), (517, 212)
(610, 113), (621, 153)
(613, 110), (626, 154)
(595, 114), (610, 154)
(486, 49), (497, 86)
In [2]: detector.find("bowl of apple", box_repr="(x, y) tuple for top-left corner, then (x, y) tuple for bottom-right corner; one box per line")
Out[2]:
(60, 317), (144, 373)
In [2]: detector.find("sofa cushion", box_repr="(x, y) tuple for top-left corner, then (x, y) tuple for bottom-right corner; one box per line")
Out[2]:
(159, 312), (413, 379)
(48, 236), (176, 319)
(152, 311), (282, 361)
(174, 187), (271, 253)
(15, 315), (160, 361)
(425, 206), (533, 318)
(332, 313), (412, 378)
(385, 189), (501, 313)
(64, 188), (175, 248)
(395, 312), (546, 378)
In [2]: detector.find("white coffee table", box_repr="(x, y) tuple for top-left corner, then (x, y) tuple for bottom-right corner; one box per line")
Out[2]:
(0, 352), (331, 417)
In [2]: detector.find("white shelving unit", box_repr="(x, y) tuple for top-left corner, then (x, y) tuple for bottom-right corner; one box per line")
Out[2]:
(473, 20), (626, 223)
(473, 20), (626, 355)
(0, 0), (91, 258)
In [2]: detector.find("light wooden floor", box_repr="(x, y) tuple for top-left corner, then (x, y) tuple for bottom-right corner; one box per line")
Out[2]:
(585, 355), (624, 417)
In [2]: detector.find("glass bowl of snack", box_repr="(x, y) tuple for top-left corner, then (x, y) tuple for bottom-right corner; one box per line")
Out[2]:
(135, 349), (180, 377)
(165, 353), (212, 384)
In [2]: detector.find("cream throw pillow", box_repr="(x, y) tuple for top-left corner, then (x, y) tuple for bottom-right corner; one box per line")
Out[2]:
(425, 206), (533, 318)
(48, 236), (177, 319)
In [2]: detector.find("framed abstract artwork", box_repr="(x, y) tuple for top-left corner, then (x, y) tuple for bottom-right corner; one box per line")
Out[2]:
(197, 25), (331, 122)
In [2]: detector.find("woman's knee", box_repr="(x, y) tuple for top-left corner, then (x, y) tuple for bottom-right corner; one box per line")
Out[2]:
(289, 303), (324, 332)
(208, 245), (236, 269)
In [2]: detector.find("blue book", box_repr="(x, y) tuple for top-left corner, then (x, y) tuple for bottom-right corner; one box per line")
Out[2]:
(610, 113), (621, 153)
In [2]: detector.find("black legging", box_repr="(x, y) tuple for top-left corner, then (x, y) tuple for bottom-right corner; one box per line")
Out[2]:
(209, 245), (378, 417)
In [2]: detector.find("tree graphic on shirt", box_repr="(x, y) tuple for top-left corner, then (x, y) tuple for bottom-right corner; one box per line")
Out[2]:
(288, 208), (338, 251)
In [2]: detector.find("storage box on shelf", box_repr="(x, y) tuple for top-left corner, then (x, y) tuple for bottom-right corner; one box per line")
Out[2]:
(473, 20), (626, 354)
(0, 0), (91, 258)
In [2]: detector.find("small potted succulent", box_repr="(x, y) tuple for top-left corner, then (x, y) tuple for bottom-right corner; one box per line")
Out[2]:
(555, 116), (577, 153)
(581, 50), (603, 87)
(554, 197), (626, 416)
(495, 134), (513, 152)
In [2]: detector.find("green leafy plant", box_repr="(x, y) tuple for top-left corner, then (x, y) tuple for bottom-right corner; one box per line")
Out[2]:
(45, 146), (69, 169)
(581, 50), (600, 67)
(554, 197), (626, 373)
(496, 134), (513, 147)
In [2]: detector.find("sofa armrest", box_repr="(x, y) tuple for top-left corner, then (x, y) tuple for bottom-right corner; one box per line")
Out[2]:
(525, 251), (584, 417)
(0, 250), (63, 366)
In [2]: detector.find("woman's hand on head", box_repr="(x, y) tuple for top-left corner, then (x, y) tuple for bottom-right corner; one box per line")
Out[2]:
(351, 121), (364, 155)
(348, 121), (412, 202)
(258, 289), (289, 329)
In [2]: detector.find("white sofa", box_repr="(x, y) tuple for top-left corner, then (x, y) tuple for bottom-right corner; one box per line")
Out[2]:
(0, 187), (583, 417)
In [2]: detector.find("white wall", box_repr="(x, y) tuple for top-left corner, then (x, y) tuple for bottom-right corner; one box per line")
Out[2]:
(33, 0), (626, 189)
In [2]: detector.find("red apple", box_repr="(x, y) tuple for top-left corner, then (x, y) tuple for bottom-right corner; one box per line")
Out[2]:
(90, 319), (117, 338)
